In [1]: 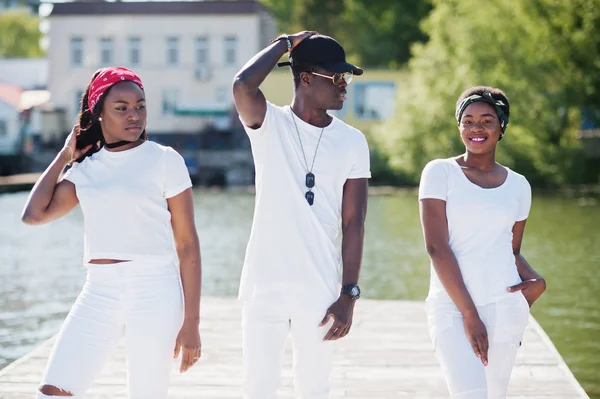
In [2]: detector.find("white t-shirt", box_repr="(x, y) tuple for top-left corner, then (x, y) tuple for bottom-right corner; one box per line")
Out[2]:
(418, 158), (532, 306)
(63, 141), (192, 263)
(239, 101), (371, 304)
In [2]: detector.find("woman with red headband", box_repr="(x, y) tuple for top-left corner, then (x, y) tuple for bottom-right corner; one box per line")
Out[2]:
(21, 67), (202, 398)
(418, 86), (546, 398)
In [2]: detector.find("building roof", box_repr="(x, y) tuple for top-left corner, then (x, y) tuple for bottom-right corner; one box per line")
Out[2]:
(50, 0), (270, 16)
(0, 83), (23, 110)
(20, 90), (51, 110)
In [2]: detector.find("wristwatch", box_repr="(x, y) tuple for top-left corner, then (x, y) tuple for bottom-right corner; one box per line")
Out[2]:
(275, 34), (292, 52)
(341, 284), (361, 299)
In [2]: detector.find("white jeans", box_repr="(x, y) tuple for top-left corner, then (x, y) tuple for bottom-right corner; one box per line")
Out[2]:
(242, 297), (335, 399)
(426, 293), (530, 399)
(37, 259), (183, 398)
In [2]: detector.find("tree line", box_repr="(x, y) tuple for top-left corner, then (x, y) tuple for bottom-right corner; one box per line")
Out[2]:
(3, 0), (599, 185)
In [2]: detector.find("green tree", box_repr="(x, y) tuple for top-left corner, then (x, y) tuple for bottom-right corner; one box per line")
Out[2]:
(340, 0), (431, 67)
(0, 11), (44, 58)
(373, 0), (600, 186)
(260, 0), (295, 32)
(295, 0), (345, 39)
(260, 0), (431, 67)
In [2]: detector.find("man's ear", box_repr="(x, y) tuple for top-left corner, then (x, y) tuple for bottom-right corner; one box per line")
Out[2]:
(300, 71), (311, 86)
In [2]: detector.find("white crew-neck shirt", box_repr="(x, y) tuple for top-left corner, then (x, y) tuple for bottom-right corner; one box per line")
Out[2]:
(63, 141), (192, 263)
(418, 158), (532, 306)
(239, 101), (371, 304)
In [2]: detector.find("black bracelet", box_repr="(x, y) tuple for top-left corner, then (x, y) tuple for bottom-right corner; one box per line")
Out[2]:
(271, 34), (292, 52)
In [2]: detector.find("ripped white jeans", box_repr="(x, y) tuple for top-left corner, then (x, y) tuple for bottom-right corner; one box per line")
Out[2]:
(36, 259), (183, 398)
(426, 293), (530, 399)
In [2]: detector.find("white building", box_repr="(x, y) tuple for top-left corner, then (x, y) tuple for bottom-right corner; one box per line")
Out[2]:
(0, 84), (22, 156)
(0, 83), (52, 159)
(47, 0), (276, 136)
(0, 58), (48, 89)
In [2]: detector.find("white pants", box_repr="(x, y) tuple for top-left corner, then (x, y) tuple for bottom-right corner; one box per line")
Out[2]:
(37, 259), (183, 398)
(242, 297), (335, 399)
(426, 293), (530, 399)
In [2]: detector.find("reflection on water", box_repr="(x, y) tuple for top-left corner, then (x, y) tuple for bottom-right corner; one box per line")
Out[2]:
(0, 189), (598, 397)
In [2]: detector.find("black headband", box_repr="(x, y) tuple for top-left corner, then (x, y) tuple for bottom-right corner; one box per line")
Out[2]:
(456, 92), (510, 136)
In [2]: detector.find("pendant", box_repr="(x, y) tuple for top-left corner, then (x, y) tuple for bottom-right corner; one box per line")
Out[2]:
(305, 172), (315, 188)
(305, 191), (314, 206)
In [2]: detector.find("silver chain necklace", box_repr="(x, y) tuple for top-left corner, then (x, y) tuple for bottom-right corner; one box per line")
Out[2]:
(291, 112), (325, 206)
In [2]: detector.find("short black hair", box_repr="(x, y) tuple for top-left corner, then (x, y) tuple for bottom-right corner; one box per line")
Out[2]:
(291, 64), (318, 89)
(456, 86), (510, 120)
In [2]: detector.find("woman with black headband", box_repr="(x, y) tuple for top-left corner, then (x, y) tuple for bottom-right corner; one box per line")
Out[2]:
(21, 67), (202, 398)
(418, 86), (546, 398)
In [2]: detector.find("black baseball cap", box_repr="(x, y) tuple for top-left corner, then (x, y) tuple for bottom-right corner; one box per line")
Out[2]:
(277, 35), (363, 75)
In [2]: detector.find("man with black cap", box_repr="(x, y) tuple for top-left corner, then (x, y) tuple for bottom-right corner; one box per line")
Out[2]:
(232, 31), (371, 398)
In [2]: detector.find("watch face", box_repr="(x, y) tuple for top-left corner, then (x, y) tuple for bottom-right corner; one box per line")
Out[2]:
(351, 286), (360, 297)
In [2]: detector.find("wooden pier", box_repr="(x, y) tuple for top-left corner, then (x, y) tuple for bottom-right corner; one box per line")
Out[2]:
(0, 298), (589, 398)
(0, 173), (39, 194)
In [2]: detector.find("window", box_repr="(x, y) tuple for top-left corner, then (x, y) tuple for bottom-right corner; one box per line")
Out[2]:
(224, 36), (237, 67)
(70, 37), (83, 67)
(166, 37), (180, 67)
(354, 82), (397, 120)
(99, 38), (113, 66)
(215, 86), (227, 103)
(128, 37), (141, 66)
(0, 120), (7, 137)
(162, 89), (178, 114)
(195, 37), (209, 66)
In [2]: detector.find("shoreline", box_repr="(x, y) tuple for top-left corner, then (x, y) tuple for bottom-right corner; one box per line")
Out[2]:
(2, 173), (599, 198)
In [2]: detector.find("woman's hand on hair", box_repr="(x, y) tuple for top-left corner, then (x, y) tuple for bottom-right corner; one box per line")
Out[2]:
(288, 31), (317, 51)
(61, 125), (92, 164)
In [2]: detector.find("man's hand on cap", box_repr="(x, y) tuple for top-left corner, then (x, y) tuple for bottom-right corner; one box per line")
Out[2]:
(288, 31), (317, 52)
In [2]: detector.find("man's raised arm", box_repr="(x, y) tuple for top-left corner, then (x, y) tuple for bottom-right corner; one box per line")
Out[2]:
(232, 31), (315, 129)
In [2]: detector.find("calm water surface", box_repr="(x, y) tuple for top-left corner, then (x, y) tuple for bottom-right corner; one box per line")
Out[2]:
(0, 189), (598, 396)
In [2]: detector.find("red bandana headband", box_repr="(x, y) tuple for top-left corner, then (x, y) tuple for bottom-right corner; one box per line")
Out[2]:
(87, 67), (144, 112)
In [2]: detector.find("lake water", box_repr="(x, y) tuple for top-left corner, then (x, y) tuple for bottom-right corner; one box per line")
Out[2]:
(0, 189), (598, 397)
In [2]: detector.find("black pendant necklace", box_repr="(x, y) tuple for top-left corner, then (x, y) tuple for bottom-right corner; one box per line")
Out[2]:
(104, 140), (134, 149)
(291, 112), (325, 206)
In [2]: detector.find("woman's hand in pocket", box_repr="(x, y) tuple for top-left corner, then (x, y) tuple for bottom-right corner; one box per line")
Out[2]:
(508, 277), (547, 307)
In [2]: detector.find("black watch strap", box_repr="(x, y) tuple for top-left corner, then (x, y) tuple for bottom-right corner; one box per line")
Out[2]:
(272, 34), (292, 52)
(341, 284), (361, 299)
